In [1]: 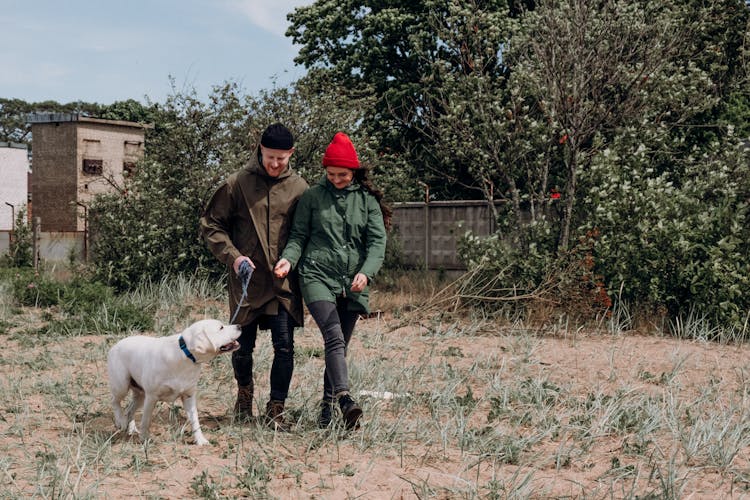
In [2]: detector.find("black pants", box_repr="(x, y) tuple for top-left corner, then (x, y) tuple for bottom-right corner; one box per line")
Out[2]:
(231, 308), (295, 402)
(307, 298), (360, 401)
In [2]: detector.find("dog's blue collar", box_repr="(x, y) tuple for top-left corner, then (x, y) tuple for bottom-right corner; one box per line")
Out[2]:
(179, 336), (197, 363)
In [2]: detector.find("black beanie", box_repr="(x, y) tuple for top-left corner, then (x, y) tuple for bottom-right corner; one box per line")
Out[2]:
(260, 123), (294, 150)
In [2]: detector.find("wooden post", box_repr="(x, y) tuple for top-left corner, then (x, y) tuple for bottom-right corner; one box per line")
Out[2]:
(419, 182), (430, 270)
(33, 216), (41, 270)
(76, 202), (88, 261)
(424, 201), (430, 270)
(4, 202), (13, 247)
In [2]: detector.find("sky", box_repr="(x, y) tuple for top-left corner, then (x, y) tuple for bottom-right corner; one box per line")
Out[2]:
(0, 0), (314, 105)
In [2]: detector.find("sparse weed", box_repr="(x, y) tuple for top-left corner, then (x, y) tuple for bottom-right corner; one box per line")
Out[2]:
(190, 470), (222, 499)
(0, 269), (747, 497)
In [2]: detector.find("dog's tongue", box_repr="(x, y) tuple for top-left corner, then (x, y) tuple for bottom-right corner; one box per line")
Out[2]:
(220, 340), (240, 352)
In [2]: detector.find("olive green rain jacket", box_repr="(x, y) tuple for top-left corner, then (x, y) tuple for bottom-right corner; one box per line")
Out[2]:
(280, 176), (387, 313)
(200, 151), (309, 326)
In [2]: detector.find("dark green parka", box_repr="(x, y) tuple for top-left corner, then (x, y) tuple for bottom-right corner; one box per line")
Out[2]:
(200, 151), (308, 326)
(280, 176), (387, 313)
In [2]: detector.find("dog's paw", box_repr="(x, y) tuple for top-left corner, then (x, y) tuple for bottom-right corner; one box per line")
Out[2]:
(194, 433), (209, 446)
(127, 421), (139, 436)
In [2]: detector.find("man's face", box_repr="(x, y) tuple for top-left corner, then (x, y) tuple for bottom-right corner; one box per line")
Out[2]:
(260, 146), (294, 177)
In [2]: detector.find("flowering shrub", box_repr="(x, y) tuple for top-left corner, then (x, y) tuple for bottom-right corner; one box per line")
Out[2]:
(580, 138), (750, 330)
(456, 217), (613, 319)
(456, 135), (750, 331)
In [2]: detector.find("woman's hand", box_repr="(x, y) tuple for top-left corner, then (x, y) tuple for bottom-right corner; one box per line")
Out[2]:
(274, 258), (291, 278)
(350, 272), (368, 292)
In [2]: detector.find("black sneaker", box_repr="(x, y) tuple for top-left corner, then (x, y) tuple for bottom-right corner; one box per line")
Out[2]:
(318, 399), (335, 428)
(338, 394), (362, 430)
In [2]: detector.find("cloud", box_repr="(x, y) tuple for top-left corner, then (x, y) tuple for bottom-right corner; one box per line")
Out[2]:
(227, 0), (312, 37)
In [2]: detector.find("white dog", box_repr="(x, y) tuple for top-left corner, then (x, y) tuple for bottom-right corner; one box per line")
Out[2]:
(107, 319), (241, 445)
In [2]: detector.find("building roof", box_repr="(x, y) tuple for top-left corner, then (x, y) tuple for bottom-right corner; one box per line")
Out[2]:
(26, 112), (153, 129)
(0, 141), (28, 150)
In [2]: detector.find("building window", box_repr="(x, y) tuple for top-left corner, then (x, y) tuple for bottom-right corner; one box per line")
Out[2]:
(124, 141), (142, 177)
(83, 138), (101, 155)
(82, 158), (103, 175)
(124, 140), (142, 157)
(123, 161), (137, 176)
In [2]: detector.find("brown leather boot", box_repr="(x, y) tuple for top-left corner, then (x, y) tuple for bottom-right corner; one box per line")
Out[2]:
(265, 400), (290, 431)
(338, 393), (362, 430)
(234, 383), (254, 420)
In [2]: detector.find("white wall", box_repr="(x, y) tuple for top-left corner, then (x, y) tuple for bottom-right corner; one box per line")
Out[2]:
(0, 145), (30, 230)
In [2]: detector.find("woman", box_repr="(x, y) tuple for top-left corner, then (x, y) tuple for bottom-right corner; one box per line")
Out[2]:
(274, 132), (390, 429)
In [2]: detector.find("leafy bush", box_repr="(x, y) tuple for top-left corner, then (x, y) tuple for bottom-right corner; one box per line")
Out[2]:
(9, 270), (154, 334)
(88, 82), (375, 290)
(87, 86), (253, 290)
(580, 137), (750, 330)
(11, 269), (61, 307)
(0, 205), (33, 268)
(456, 219), (613, 320)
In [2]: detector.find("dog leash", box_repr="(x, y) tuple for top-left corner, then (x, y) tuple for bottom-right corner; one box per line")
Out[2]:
(179, 262), (251, 363)
(230, 260), (253, 324)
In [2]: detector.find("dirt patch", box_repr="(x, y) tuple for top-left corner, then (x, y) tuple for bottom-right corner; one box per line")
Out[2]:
(0, 310), (748, 498)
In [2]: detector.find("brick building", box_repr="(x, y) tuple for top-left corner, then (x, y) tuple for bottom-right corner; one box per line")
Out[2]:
(29, 113), (149, 232)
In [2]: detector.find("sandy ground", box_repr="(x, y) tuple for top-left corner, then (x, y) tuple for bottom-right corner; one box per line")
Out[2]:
(1, 310), (749, 498)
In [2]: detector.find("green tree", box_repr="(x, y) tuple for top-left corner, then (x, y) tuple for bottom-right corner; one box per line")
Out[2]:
(507, 0), (720, 251)
(675, 0), (750, 144)
(408, 1), (534, 225)
(0, 98), (154, 147)
(89, 84), (249, 289)
(99, 99), (158, 124)
(0, 99), (35, 144)
(88, 80), (373, 289)
(447, 0), (750, 329)
(288, 0), (518, 200)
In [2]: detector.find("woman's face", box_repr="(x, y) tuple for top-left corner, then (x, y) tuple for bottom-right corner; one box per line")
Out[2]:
(326, 166), (355, 190)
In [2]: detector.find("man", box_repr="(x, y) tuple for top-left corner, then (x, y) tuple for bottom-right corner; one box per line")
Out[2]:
(200, 123), (308, 430)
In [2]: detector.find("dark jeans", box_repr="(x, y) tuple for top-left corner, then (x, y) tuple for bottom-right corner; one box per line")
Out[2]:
(231, 308), (295, 402)
(307, 298), (360, 401)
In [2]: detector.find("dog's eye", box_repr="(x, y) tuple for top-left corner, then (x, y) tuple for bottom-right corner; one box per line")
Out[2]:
(220, 326), (224, 330)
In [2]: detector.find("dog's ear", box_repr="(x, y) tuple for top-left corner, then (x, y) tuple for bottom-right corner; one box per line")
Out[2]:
(191, 328), (220, 356)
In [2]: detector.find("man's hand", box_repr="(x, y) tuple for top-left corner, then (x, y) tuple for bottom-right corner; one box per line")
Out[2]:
(233, 256), (255, 275)
(350, 273), (368, 293)
(274, 258), (291, 278)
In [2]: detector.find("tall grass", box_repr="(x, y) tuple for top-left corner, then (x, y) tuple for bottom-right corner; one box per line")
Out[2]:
(0, 268), (747, 497)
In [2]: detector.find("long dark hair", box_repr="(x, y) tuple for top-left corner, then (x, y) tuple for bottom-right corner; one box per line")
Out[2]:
(354, 168), (392, 230)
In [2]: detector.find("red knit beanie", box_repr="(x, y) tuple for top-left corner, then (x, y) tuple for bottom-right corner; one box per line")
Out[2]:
(322, 132), (360, 169)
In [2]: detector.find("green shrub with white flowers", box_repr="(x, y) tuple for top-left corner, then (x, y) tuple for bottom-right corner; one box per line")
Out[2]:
(580, 135), (750, 329)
